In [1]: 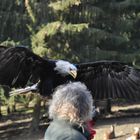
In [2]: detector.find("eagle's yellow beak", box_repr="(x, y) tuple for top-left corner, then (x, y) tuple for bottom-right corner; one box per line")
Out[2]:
(69, 70), (77, 79)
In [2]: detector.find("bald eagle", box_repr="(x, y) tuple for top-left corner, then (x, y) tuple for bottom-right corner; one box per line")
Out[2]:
(0, 46), (140, 100)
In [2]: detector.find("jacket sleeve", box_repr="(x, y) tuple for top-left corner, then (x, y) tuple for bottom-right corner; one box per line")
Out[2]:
(65, 129), (87, 140)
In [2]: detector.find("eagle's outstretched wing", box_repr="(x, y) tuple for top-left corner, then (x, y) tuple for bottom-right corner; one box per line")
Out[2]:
(76, 61), (140, 100)
(2, 46), (140, 100)
(0, 46), (49, 88)
(0, 45), (8, 53)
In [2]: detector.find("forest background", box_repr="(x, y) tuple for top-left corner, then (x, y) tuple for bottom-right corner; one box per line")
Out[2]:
(0, 0), (140, 64)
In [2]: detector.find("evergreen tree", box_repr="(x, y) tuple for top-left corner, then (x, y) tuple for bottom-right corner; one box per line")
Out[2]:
(0, 0), (140, 63)
(29, 0), (140, 63)
(0, 0), (30, 43)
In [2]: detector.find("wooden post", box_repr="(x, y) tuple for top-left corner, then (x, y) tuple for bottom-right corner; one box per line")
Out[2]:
(0, 106), (2, 119)
(30, 94), (41, 133)
(106, 98), (111, 113)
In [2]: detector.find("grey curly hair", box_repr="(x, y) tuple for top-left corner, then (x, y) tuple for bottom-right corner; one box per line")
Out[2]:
(49, 82), (94, 124)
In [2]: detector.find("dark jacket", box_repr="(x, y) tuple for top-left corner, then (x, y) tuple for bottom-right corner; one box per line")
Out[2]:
(44, 119), (90, 140)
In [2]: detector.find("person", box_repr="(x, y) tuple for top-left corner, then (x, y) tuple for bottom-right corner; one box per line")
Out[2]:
(44, 82), (96, 140)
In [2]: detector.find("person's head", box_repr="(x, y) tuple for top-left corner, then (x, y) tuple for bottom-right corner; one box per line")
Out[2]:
(49, 82), (94, 124)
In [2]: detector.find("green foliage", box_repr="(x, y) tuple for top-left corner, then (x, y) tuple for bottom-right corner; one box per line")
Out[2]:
(31, 21), (88, 61)
(25, 0), (36, 24)
(0, 0), (140, 63)
(49, 0), (81, 11)
(0, 0), (30, 42)
(0, 86), (14, 108)
(14, 94), (35, 108)
(0, 39), (20, 47)
(0, 87), (6, 105)
(30, 0), (140, 62)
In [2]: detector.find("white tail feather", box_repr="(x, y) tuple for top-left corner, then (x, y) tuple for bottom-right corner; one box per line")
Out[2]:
(10, 83), (38, 96)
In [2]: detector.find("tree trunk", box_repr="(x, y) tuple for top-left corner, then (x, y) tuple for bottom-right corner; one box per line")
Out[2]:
(11, 104), (16, 112)
(94, 99), (112, 115)
(0, 106), (2, 119)
(106, 98), (112, 113)
(7, 106), (10, 114)
(30, 94), (41, 133)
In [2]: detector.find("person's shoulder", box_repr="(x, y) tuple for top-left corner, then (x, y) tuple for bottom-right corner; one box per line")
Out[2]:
(68, 128), (87, 140)
(45, 120), (87, 140)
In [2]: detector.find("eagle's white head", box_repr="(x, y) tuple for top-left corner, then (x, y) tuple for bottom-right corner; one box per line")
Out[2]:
(54, 60), (77, 78)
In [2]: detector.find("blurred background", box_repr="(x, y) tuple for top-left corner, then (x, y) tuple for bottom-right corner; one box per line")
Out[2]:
(0, 0), (140, 140)
(0, 0), (140, 63)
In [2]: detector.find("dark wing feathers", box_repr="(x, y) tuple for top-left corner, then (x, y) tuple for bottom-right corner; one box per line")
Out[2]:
(76, 61), (140, 100)
(0, 45), (8, 53)
(0, 46), (46, 87)
(1, 46), (140, 100)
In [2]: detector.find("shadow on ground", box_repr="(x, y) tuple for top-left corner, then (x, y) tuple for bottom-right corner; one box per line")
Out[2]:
(0, 101), (140, 140)
(0, 111), (49, 140)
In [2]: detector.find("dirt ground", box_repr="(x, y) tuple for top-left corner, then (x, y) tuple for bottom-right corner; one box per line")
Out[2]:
(94, 116), (140, 140)
(94, 102), (140, 140)
(0, 101), (140, 140)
